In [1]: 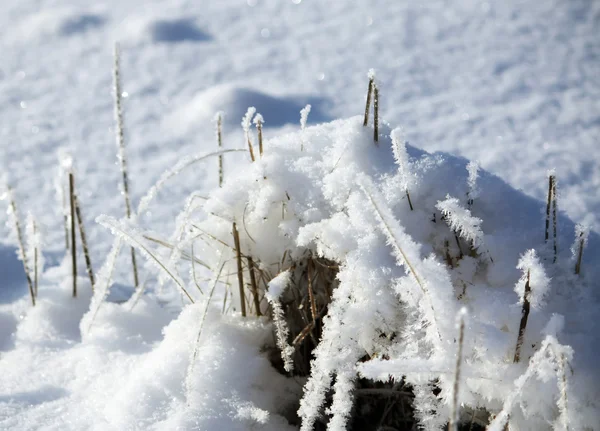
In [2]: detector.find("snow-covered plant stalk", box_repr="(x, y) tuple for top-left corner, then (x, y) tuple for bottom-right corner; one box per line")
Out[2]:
(214, 112), (224, 187)
(489, 336), (573, 431)
(254, 113), (264, 157)
(69, 171), (77, 297)
(74, 194), (95, 291)
(82, 238), (122, 334)
(326, 367), (356, 431)
(437, 195), (490, 261)
(5, 187), (35, 306)
(56, 149), (71, 251)
(373, 84), (379, 143)
(571, 224), (589, 275)
(513, 249), (549, 362)
(265, 270), (294, 373)
(26, 213), (43, 298)
(466, 161), (480, 209)
(247, 256), (262, 316)
(232, 222), (247, 317)
(363, 69), (375, 127)
(391, 128), (414, 210)
(300, 104), (311, 151)
(113, 42), (139, 290)
(449, 307), (468, 431)
(242, 107), (256, 162)
(544, 173), (558, 262)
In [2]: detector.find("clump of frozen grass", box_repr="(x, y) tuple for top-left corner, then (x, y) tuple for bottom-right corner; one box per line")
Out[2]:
(99, 109), (599, 430)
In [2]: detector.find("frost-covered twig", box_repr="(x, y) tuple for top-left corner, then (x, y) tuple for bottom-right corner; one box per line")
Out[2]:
(513, 250), (549, 362)
(82, 237), (122, 334)
(26, 213), (42, 299)
(4, 186), (35, 306)
(363, 69), (375, 127)
(326, 367), (356, 431)
(232, 222), (246, 317)
(265, 270), (294, 373)
(214, 112), (224, 187)
(113, 42), (139, 290)
(74, 194), (95, 291)
(373, 84), (379, 143)
(242, 107), (256, 162)
(466, 161), (480, 209)
(391, 128), (414, 210)
(97, 215), (194, 303)
(254, 113), (264, 157)
(69, 172), (77, 297)
(437, 196), (485, 253)
(300, 104), (311, 131)
(449, 308), (468, 431)
(571, 224), (589, 275)
(544, 173), (558, 262)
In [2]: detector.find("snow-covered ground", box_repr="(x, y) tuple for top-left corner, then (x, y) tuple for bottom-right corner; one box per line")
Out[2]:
(1, 0), (599, 429)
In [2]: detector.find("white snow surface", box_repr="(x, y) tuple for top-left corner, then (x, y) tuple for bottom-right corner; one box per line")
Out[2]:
(1, 0), (599, 429)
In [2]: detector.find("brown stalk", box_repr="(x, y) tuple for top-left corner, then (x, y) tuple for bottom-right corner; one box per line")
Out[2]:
(307, 258), (317, 323)
(69, 172), (77, 298)
(373, 85), (379, 143)
(363, 76), (374, 126)
(513, 270), (531, 363)
(8, 188), (35, 306)
(406, 190), (414, 211)
(74, 194), (95, 291)
(217, 113), (223, 187)
(247, 256), (262, 316)
(232, 222), (246, 317)
(256, 117), (264, 157)
(575, 233), (585, 275)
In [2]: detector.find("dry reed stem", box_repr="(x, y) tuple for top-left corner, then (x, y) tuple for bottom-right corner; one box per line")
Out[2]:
(552, 177), (558, 263)
(217, 113), (223, 187)
(113, 42), (140, 290)
(8, 188), (35, 306)
(449, 310), (467, 431)
(74, 195), (95, 291)
(575, 233), (585, 275)
(406, 190), (414, 211)
(363, 77), (374, 126)
(69, 172), (77, 298)
(256, 117), (264, 157)
(247, 256), (262, 316)
(232, 222), (247, 317)
(373, 85), (379, 143)
(545, 175), (553, 243)
(33, 220), (39, 298)
(513, 270), (531, 363)
(307, 259), (317, 323)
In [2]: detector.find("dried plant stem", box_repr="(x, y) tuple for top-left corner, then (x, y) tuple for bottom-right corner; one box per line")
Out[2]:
(557, 353), (570, 431)
(33, 220), (39, 298)
(74, 195), (95, 291)
(232, 222), (246, 317)
(8, 188), (35, 306)
(247, 256), (262, 316)
(449, 310), (467, 431)
(113, 42), (140, 290)
(61, 183), (69, 251)
(545, 174), (558, 262)
(552, 177), (558, 263)
(363, 77), (374, 126)
(256, 118), (264, 157)
(575, 233), (585, 275)
(307, 259), (317, 323)
(69, 172), (77, 298)
(513, 270), (531, 363)
(373, 85), (379, 143)
(406, 190), (414, 211)
(217, 113), (223, 187)
(246, 132), (256, 162)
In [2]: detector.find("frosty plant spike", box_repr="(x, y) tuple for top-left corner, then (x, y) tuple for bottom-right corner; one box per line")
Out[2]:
(6, 187), (35, 306)
(449, 308), (468, 431)
(544, 173), (558, 263)
(215, 112), (224, 187)
(69, 172), (77, 297)
(572, 224), (589, 275)
(74, 194), (95, 291)
(242, 107), (256, 162)
(113, 42), (140, 290)
(232, 222), (247, 317)
(254, 113), (264, 157)
(363, 70), (375, 127)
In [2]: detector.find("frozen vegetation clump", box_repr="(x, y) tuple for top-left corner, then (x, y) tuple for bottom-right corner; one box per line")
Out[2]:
(100, 112), (600, 430)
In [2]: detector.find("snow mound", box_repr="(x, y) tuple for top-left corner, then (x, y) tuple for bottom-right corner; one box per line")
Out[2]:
(9, 8), (106, 43)
(120, 16), (211, 44)
(164, 84), (329, 136)
(175, 116), (599, 429)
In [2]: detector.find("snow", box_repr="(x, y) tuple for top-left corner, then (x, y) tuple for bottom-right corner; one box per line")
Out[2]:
(0, 0), (599, 429)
